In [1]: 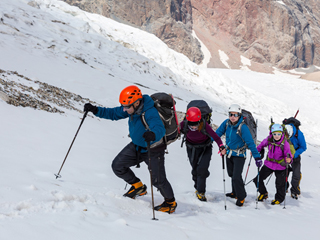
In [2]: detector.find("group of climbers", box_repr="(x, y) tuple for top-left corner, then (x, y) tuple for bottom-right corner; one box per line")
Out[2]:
(83, 85), (307, 213)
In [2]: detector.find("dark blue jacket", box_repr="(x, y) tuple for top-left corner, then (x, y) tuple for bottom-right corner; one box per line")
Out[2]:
(94, 95), (165, 152)
(289, 123), (307, 158)
(216, 116), (260, 159)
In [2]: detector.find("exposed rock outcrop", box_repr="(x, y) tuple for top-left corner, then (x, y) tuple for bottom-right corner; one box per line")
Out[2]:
(0, 69), (98, 114)
(191, 0), (320, 70)
(62, 0), (204, 64)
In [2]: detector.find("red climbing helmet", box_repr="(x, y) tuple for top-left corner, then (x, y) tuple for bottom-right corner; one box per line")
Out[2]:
(186, 107), (201, 122)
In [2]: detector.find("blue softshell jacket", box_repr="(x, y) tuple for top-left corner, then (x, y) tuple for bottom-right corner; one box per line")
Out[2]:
(289, 123), (307, 158)
(94, 95), (165, 152)
(216, 116), (260, 159)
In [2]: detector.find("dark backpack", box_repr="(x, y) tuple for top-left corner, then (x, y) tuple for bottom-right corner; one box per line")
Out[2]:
(283, 117), (300, 137)
(187, 100), (212, 125)
(141, 92), (180, 150)
(241, 109), (257, 143)
(226, 109), (257, 147)
(181, 100), (213, 147)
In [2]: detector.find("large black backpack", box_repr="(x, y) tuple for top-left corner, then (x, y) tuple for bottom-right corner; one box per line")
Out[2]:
(283, 117), (300, 137)
(240, 109), (257, 143)
(226, 109), (257, 146)
(181, 100), (213, 147)
(141, 92), (180, 150)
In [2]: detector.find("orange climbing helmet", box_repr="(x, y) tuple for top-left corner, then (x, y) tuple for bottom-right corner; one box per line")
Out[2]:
(119, 85), (143, 105)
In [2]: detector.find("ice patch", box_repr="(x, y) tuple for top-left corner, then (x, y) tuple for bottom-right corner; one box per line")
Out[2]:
(192, 30), (211, 68)
(218, 50), (230, 69)
(276, 1), (286, 6)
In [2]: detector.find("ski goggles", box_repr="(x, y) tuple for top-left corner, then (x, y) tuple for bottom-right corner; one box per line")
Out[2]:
(229, 113), (240, 117)
(272, 132), (282, 136)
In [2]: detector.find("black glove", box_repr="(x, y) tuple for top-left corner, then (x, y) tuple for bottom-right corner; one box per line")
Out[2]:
(259, 148), (265, 159)
(84, 103), (98, 114)
(143, 131), (156, 143)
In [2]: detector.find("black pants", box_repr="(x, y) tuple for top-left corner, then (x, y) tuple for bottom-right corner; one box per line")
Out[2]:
(186, 144), (212, 193)
(112, 142), (175, 201)
(226, 156), (246, 200)
(253, 165), (287, 203)
(289, 156), (302, 195)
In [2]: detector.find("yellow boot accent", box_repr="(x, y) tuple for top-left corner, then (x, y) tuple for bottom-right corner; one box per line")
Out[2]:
(132, 181), (143, 189)
(154, 201), (177, 214)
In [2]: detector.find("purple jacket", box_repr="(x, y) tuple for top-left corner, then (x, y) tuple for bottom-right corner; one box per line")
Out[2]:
(257, 134), (293, 171)
(180, 121), (223, 147)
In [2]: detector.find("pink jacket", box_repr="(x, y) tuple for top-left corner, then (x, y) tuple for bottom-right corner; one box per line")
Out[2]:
(257, 134), (292, 171)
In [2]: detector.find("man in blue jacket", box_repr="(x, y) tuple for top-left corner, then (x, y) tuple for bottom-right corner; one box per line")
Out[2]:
(284, 119), (307, 199)
(216, 104), (261, 207)
(84, 85), (177, 213)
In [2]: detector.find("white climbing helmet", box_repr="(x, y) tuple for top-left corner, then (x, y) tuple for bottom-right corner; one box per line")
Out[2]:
(228, 104), (242, 113)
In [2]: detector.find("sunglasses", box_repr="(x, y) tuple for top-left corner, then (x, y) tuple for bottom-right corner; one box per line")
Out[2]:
(229, 113), (240, 117)
(272, 133), (282, 136)
(122, 103), (134, 110)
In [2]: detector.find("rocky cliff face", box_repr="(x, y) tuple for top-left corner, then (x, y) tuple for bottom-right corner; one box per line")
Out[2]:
(62, 0), (320, 71)
(191, 0), (320, 70)
(62, 0), (204, 64)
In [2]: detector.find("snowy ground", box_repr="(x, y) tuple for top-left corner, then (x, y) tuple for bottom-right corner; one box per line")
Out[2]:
(1, 0), (320, 239)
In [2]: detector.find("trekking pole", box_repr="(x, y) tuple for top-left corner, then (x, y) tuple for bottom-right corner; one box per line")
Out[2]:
(255, 167), (260, 209)
(245, 177), (254, 186)
(283, 153), (290, 209)
(294, 109), (299, 119)
(244, 119), (258, 184)
(221, 155), (227, 210)
(54, 111), (88, 179)
(266, 173), (273, 185)
(244, 156), (253, 184)
(171, 94), (181, 136)
(147, 142), (158, 220)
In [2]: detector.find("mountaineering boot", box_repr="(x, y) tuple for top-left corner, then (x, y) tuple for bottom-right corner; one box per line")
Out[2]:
(258, 193), (268, 202)
(195, 191), (207, 202)
(226, 192), (236, 199)
(123, 181), (147, 199)
(236, 198), (245, 207)
(271, 200), (281, 205)
(154, 200), (177, 214)
(291, 193), (298, 200)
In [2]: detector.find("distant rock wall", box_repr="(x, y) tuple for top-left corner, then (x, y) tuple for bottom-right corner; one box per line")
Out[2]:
(62, 0), (204, 64)
(61, 0), (320, 70)
(191, 0), (320, 70)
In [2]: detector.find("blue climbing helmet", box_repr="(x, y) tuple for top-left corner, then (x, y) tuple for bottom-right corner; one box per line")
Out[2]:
(271, 123), (283, 133)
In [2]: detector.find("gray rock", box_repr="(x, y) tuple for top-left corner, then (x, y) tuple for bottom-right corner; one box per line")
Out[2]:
(0, 69), (99, 114)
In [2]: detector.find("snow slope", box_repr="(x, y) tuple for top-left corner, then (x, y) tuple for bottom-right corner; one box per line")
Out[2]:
(1, 1), (320, 239)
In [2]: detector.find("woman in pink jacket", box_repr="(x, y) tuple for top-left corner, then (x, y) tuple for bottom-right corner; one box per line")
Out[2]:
(253, 124), (292, 205)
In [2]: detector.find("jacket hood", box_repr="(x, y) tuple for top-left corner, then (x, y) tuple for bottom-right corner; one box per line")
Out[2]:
(290, 123), (297, 136)
(133, 95), (154, 116)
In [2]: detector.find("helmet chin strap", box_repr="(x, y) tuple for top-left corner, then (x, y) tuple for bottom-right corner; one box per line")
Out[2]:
(131, 99), (144, 115)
